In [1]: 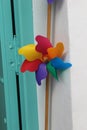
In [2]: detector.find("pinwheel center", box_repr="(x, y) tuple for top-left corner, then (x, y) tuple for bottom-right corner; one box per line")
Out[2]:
(42, 55), (49, 63)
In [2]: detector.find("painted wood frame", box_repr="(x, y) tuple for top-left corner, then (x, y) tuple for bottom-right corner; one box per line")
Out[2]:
(0, 0), (39, 130)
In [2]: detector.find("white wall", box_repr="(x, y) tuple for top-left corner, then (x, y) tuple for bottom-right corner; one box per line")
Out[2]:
(68, 0), (87, 130)
(33, 0), (87, 130)
(51, 1), (72, 130)
(33, 0), (72, 130)
(32, 1), (47, 130)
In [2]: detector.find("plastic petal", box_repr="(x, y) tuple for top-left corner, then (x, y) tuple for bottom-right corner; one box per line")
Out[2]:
(46, 62), (58, 80)
(18, 44), (42, 61)
(36, 35), (52, 55)
(47, 0), (54, 4)
(47, 42), (64, 60)
(36, 63), (48, 85)
(20, 59), (42, 72)
(51, 57), (72, 70)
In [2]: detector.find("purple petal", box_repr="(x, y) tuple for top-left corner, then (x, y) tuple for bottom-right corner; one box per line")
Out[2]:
(35, 63), (48, 85)
(47, 0), (54, 4)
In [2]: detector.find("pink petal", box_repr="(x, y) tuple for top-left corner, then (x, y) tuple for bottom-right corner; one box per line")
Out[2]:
(35, 35), (53, 55)
(20, 59), (42, 72)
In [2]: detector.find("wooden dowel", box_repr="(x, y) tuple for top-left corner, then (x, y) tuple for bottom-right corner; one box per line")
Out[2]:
(47, 4), (51, 40)
(45, 4), (52, 130)
(45, 73), (50, 130)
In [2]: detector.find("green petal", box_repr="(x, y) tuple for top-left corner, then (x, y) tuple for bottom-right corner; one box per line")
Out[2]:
(46, 62), (58, 80)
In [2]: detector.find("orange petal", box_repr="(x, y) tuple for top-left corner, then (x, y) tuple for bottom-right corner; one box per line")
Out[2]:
(47, 42), (64, 60)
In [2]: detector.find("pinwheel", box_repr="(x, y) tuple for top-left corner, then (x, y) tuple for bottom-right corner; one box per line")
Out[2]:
(18, 35), (72, 85)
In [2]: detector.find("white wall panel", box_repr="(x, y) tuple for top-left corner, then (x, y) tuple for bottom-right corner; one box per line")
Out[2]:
(68, 0), (87, 130)
(33, 0), (72, 130)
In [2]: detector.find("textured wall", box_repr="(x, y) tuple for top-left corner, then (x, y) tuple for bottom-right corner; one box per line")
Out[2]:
(68, 0), (87, 130)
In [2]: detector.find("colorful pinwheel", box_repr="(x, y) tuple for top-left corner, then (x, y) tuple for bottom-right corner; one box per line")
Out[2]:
(18, 35), (72, 85)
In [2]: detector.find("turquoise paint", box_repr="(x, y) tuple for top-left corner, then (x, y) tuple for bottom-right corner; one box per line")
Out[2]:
(0, 40), (7, 130)
(0, 0), (20, 129)
(13, 0), (39, 129)
(0, 0), (39, 130)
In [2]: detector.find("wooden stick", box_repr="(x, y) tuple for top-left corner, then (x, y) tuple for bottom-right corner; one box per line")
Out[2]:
(45, 4), (52, 130)
(47, 4), (51, 40)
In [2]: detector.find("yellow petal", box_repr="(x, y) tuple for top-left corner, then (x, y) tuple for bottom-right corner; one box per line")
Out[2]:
(18, 44), (42, 61)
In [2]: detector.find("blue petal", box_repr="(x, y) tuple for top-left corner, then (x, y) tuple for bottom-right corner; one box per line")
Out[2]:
(35, 63), (48, 85)
(51, 57), (72, 70)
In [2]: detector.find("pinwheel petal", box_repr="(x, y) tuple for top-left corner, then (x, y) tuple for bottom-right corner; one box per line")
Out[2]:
(36, 63), (48, 85)
(46, 62), (58, 80)
(47, 42), (64, 60)
(18, 44), (42, 61)
(47, 0), (54, 4)
(51, 57), (72, 70)
(36, 35), (52, 55)
(20, 59), (42, 72)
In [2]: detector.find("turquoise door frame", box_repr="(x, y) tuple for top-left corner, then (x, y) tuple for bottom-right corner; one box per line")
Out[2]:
(0, 0), (39, 130)
(0, 0), (20, 129)
(0, 40), (7, 130)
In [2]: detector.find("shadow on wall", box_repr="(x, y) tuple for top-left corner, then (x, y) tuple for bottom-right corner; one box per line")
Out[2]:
(56, 0), (64, 10)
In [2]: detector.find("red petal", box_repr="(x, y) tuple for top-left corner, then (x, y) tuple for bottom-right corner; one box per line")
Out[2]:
(35, 35), (52, 55)
(21, 59), (42, 72)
